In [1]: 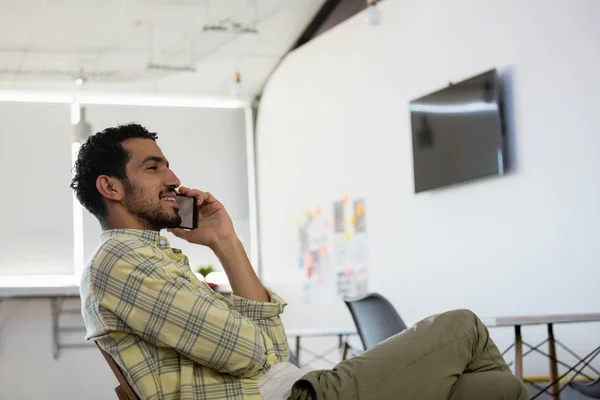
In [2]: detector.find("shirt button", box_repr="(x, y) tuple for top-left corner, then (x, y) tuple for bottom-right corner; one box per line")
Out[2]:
(159, 239), (165, 246)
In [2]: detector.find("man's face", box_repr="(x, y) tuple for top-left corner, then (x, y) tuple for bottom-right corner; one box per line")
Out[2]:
(121, 138), (182, 230)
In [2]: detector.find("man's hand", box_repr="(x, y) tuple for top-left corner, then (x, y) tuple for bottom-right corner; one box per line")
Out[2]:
(169, 186), (268, 302)
(168, 187), (235, 249)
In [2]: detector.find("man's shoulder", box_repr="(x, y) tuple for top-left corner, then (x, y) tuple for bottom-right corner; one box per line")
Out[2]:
(90, 232), (156, 270)
(101, 232), (155, 254)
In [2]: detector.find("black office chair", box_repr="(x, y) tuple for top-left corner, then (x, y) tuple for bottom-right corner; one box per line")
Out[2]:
(343, 293), (407, 350)
(569, 378), (600, 399)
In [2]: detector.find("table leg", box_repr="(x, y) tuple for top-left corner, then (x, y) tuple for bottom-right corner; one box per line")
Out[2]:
(296, 336), (301, 365)
(51, 298), (61, 360)
(515, 325), (523, 379)
(548, 324), (560, 400)
(342, 342), (350, 361)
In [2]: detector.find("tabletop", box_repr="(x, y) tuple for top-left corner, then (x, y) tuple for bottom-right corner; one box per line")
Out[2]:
(482, 313), (600, 327)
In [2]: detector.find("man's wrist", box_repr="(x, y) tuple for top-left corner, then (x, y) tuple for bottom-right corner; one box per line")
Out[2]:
(210, 235), (242, 259)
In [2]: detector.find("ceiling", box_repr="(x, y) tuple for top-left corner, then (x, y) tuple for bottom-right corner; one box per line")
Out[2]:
(0, 0), (325, 97)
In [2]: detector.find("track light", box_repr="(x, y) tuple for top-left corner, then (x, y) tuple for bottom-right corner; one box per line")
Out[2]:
(365, 0), (382, 26)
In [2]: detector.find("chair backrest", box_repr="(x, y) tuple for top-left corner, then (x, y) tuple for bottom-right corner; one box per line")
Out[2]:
(344, 293), (407, 350)
(96, 343), (140, 400)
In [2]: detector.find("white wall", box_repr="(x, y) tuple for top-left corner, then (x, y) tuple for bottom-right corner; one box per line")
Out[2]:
(256, 0), (600, 374)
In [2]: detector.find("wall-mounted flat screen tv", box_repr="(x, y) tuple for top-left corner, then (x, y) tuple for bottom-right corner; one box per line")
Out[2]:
(410, 69), (506, 193)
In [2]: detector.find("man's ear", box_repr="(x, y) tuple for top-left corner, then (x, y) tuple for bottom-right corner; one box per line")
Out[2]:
(96, 175), (125, 202)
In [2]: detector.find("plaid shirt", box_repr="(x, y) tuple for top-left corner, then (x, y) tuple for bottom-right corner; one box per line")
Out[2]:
(80, 229), (290, 400)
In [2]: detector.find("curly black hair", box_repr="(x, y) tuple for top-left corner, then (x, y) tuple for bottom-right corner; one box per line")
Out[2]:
(70, 123), (158, 224)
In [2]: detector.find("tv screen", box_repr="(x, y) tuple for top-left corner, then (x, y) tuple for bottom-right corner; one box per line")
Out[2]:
(410, 69), (506, 193)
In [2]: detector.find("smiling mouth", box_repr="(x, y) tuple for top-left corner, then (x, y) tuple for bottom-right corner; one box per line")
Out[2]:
(159, 193), (178, 208)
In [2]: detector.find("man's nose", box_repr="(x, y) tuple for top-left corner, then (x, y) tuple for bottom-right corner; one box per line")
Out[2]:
(165, 169), (181, 188)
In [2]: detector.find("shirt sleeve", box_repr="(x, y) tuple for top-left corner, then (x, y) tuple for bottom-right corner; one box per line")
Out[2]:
(232, 289), (290, 363)
(91, 237), (280, 379)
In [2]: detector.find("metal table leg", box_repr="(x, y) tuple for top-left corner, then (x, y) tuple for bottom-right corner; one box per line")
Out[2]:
(296, 336), (301, 365)
(515, 325), (523, 379)
(548, 323), (560, 400)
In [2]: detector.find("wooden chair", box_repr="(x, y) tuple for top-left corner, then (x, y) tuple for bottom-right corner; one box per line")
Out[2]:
(96, 343), (140, 400)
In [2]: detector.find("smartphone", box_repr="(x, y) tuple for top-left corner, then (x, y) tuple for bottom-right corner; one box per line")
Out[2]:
(176, 194), (198, 230)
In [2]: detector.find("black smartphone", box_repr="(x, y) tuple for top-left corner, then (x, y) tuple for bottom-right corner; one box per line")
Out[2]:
(176, 194), (198, 230)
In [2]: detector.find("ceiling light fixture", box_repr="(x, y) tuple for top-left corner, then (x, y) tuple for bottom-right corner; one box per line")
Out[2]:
(231, 71), (244, 99)
(72, 107), (92, 142)
(365, 0), (382, 26)
(70, 102), (81, 125)
(71, 76), (84, 125)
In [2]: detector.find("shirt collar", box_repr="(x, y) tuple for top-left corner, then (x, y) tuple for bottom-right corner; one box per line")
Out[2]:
(100, 229), (171, 250)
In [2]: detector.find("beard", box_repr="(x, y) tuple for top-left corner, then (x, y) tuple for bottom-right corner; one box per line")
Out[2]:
(123, 181), (181, 231)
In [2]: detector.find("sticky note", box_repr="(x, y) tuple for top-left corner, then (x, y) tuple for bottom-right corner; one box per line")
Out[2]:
(350, 216), (356, 226)
(344, 232), (351, 242)
(356, 203), (365, 217)
(316, 206), (322, 216)
(298, 256), (304, 269)
(321, 244), (328, 255)
(304, 253), (313, 268)
(344, 194), (350, 204)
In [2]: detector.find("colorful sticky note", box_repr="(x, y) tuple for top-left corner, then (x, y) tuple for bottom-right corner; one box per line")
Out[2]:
(344, 232), (351, 242)
(343, 194), (350, 204)
(356, 203), (365, 217)
(293, 218), (300, 228)
(298, 255), (304, 269)
(350, 216), (356, 226)
(321, 244), (328, 255)
(315, 206), (322, 216)
(304, 253), (313, 269)
(307, 266), (313, 278)
(325, 220), (333, 229)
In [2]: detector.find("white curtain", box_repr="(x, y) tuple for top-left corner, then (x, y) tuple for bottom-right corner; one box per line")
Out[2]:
(0, 102), (74, 275)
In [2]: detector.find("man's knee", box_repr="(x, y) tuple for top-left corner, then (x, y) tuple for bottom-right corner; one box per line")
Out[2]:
(438, 309), (483, 333)
(445, 308), (479, 323)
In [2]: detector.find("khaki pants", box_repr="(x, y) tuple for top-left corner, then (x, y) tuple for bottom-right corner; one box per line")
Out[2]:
(291, 309), (528, 400)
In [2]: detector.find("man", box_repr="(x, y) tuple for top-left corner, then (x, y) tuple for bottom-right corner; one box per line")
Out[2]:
(72, 123), (528, 400)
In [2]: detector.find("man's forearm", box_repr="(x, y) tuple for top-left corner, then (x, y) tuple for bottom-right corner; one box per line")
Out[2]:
(211, 237), (269, 302)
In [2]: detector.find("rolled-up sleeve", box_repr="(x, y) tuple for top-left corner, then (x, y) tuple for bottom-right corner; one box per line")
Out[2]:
(232, 289), (290, 363)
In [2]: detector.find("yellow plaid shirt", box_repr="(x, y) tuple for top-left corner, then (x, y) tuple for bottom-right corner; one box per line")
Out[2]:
(80, 229), (290, 400)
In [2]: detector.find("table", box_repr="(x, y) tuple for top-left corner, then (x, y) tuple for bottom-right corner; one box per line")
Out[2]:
(484, 313), (600, 400)
(0, 275), (84, 359)
(286, 328), (357, 367)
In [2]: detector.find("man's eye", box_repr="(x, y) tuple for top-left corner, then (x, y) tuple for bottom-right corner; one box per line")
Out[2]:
(147, 166), (157, 170)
